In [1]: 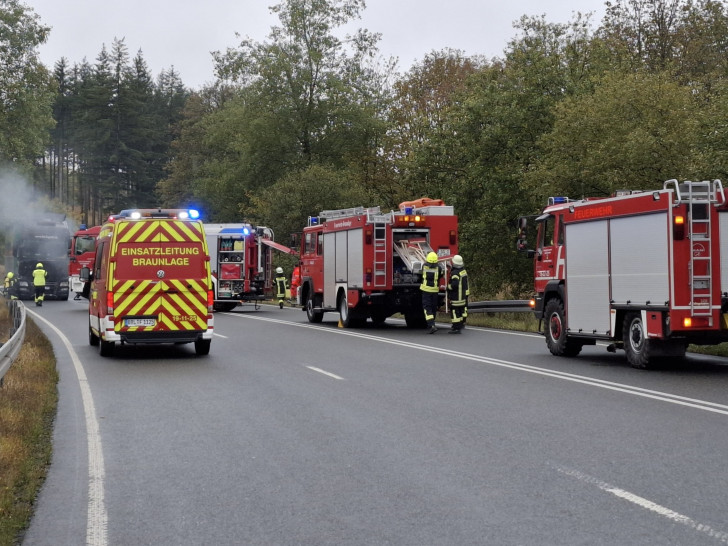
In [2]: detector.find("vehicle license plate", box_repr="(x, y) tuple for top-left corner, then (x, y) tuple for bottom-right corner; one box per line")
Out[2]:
(125, 318), (156, 327)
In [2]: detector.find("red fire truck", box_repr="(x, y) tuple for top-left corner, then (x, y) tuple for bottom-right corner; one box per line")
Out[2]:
(519, 179), (728, 368)
(69, 224), (101, 299)
(298, 199), (458, 327)
(204, 223), (295, 311)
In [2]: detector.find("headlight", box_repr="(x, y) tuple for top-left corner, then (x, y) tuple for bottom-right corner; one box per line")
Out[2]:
(19, 281), (29, 287)
(60, 281), (69, 287)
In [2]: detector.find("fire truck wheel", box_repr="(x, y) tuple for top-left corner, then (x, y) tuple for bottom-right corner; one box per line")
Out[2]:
(623, 313), (653, 369)
(544, 298), (582, 357)
(370, 311), (387, 326)
(98, 337), (114, 357)
(404, 312), (427, 329)
(195, 339), (211, 356)
(306, 292), (324, 323)
(88, 325), (99, 346)
(338, 294), (364, 328)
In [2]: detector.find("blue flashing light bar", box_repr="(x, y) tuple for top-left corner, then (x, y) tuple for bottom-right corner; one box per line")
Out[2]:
(548, 196), (570, 206)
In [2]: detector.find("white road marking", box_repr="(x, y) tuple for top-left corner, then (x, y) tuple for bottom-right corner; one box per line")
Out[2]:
(229, 314), (728, 416)
(306, 366), (345, 380)
(557, 466), (728, 543)
(213, 333), (228, 339)
(29, 311), (108, 546)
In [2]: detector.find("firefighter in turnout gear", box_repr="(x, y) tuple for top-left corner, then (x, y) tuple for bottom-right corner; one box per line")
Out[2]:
(4, 271), (17, 299)
(447, 255), (469, 333)
(32, 263), (47, 306)
(275, 267), (287, 309)
(420, 252), (441, 333)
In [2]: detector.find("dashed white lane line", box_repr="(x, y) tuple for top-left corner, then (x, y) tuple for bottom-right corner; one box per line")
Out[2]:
(557, 466), (728, 544)
(306, 366), (345, 380)
(29, 311), (108, 546)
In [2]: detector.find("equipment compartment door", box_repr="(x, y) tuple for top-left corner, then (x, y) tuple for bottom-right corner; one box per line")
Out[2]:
(565, 220), (610, 336)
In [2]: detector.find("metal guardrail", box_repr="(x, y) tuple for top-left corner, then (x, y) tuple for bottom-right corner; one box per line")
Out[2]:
(0, 299), (26, 387)
(467, 299), (534, 313)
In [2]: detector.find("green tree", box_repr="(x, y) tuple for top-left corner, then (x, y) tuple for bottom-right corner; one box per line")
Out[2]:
(528, 70), (699, 200)
(202, 0), (392, 220)
(245, 163), (373, 241)
(0, 0), (55, 166)
(405, 15), (599, 297)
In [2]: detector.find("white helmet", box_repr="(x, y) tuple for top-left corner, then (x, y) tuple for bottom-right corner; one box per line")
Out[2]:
(276, 267), (283, 274)
(451, 255), (464, 267)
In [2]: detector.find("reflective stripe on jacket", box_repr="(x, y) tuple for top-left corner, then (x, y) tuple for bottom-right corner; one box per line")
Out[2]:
(275, 275), (287, 297)
(32, 268), (47, 287)
(420, 263), (440, 293)
(448, 267), (468, 306)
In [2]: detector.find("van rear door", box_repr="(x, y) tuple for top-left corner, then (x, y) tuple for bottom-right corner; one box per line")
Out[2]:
(112, 220), (210, 335)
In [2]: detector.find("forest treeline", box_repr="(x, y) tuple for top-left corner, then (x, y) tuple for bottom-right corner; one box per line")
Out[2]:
(3, 0), (728, 297)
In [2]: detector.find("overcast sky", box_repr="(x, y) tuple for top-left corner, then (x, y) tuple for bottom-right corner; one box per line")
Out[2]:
(27, 0), (607, 90)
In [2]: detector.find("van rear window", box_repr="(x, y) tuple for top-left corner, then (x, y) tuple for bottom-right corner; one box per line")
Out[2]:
(115, 242), (207, 280)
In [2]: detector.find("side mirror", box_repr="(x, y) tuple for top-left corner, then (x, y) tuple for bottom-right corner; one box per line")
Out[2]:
(80, 266), (91, 282)
(516, 216), (531, 255)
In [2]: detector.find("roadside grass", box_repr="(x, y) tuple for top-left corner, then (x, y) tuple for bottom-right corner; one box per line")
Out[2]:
(457, 311), (540, 332)
(0, 304), (58, 546)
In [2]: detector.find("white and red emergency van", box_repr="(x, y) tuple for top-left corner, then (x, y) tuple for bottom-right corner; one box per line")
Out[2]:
(203, 223), (276, 311)
(520, 179), (728, 368)
(85, 208), (214, 356)
(298, 198), (458, 327)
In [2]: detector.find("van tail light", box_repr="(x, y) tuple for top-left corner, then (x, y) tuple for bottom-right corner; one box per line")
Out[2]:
(208, 290), (214, 313)
(450, 230), (457, 245)
(107, 292), (114, 314)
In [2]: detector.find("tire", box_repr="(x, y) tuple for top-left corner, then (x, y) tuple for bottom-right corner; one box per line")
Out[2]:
(544, 298), (582, 357)
(339, 293), (352, 327)
(404, 311), (427, 329)
(89, 325), (99, 346)
(623, 312), (653, 369)
(195, 339), (211, 356)
(98, 337), (114, 357)
(338, 293), (364, 328)
(370, 311), (387, 326)
(306, 292), (323, 323)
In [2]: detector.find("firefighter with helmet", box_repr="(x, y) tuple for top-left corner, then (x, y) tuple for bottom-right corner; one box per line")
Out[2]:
(274, 267), (288, 309)
(33, 262), (47, 306)
(447, 254), (469, 333)
(4, 271), (18, 300)
(420, 251), (441, 333)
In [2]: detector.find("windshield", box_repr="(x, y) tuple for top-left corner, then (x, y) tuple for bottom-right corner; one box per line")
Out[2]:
(74, 235), (96, 255)
(17, 230), (69, 259)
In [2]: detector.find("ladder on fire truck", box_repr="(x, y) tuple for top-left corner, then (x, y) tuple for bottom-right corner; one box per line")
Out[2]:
(668, 179), (726, 322)
(393, 239), (434, 273)
(367, 210), (393, 287)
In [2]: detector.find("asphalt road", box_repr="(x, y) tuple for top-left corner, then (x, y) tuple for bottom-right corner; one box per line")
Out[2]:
(19, 299), (728, 545)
